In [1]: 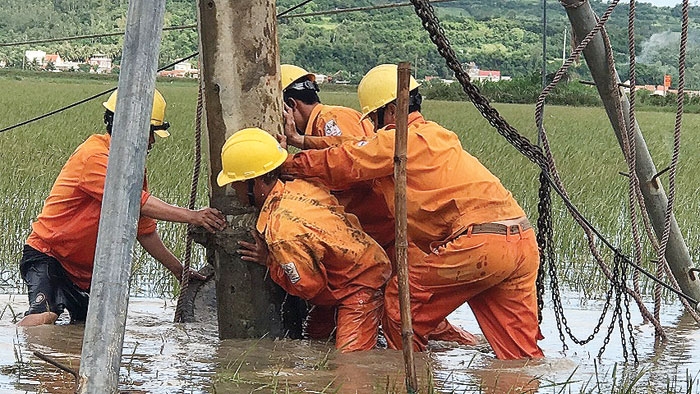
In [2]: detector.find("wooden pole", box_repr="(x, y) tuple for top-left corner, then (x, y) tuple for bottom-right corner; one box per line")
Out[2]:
(197, 0), (291, 339)
(561, 0), (700, 302)
(395, 62), (418, 393)
(77, 0), (166, 392)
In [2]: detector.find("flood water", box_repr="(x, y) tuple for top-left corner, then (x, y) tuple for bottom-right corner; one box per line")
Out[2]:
(1, 290), (699, 393)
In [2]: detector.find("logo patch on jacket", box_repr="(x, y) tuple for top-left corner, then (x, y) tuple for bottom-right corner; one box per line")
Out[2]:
(281, 262), (301, 283)
(324, 119), (342, 136)
(33, 292), (46, 307)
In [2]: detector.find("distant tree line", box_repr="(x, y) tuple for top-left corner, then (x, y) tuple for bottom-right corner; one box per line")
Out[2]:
(1, 0), (700, 88)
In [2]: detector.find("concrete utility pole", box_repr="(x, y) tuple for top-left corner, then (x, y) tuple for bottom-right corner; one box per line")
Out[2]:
(561, 0), (700, 302)
(77, 0), (166, 392)
(197, 0), (294, 339)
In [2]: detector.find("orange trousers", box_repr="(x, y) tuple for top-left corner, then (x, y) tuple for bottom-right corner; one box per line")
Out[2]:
(305, 288), (384, 352)
(383, 228), (544, 359)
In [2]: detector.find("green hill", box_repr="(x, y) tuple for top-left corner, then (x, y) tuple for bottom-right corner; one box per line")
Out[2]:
(1, 0), (698, 86)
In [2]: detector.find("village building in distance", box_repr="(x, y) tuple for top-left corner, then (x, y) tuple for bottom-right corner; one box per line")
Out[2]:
(157, 61), (199, 79)
(22, 50), (113, 73)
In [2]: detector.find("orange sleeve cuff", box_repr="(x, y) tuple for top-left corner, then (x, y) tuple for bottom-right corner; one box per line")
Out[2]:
(140, 191), (151, 207)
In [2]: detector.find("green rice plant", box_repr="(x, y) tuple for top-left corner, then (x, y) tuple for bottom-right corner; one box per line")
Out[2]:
(2, 73), (699, 300)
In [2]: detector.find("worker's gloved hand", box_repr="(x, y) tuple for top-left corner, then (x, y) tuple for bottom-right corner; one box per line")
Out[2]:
(237, 229), (269, 266)
(190, 207), (227, 233)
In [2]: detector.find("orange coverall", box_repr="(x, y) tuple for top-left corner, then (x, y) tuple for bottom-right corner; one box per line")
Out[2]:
(26, 134), (156, 291)
(302, 104), (395, 250)
(256, 178), (392, 352)
(283, 112), (544, 359)
(302, 104), (476, 346)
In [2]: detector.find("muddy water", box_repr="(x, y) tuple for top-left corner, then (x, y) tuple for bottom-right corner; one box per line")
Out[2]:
(0, 291), (699, 393)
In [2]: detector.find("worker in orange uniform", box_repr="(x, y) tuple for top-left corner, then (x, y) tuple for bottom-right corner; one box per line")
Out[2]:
(17, 89), (227, 327)
(282, 64), (544, 359)
(281, 64), (394, 250)
(282, 64), (478, 348)
(281, 64), (397, 340)
(219, 128), (391, 352)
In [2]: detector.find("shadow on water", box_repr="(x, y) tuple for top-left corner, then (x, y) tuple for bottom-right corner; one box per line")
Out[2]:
(1, 290), (700, 393)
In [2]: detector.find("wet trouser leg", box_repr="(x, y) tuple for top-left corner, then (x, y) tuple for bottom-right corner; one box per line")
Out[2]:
(304, 305), (337, 340)
(335, 288), (384, 352)
(428, 319), (478, 345)
(382, 228), (543, 359)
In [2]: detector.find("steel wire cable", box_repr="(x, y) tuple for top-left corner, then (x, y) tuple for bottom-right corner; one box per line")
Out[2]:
(0, 52), (198, 134)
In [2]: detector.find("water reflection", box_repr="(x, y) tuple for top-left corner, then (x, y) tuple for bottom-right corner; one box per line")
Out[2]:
(1, 290), (700, 393)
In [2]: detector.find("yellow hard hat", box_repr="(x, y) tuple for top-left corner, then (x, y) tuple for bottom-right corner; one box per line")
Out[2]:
(102, 88), (170, 137)
(357, 64), (420, 120)
(281, 64), (315, 91)
(217, 128), (288, 186)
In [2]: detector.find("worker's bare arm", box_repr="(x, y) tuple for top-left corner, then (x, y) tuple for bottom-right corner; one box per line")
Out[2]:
(137, 231), (206, 281)
(141, 195), (226, 233)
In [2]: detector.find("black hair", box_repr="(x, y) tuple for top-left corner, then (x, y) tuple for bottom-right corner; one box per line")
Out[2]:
(103, 109), (170, 136)
(283, 76), (321, 105)
(261, 168), (281, 185)
(104, 110), (114, 134)
(408, 88), (423, 113)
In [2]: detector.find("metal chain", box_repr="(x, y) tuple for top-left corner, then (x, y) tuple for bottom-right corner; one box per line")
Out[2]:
(536, 0), (665, 337)
(622, 251), (639, 363)
(535, 173), (550, 322)
(408, 0), (666, 357)
(173, 79), (204, 323)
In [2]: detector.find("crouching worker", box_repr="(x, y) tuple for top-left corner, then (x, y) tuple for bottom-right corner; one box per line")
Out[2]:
(17, 88), (227, 327)
(218, 128), (391, 352)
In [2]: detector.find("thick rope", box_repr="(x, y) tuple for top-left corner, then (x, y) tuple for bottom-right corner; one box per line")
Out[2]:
(624, 0), (646, 314)
(173, 79), (204, 323)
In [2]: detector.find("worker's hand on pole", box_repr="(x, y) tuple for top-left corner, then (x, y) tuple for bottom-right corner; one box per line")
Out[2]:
(237, 229), (269, 266)
(180, 267), (208, 282)
(283, 104), (304, 149)
(189, 207), (227, 233)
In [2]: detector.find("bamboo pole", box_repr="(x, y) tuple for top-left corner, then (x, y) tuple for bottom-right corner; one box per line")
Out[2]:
(77, 0), (166, 392)
(561, 0), (700, 302)
(395, 61), (418, 393)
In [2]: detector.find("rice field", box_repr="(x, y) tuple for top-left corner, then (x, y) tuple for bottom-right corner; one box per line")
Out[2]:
(3, 72), (700, 393)
(1, 72), (699, 301)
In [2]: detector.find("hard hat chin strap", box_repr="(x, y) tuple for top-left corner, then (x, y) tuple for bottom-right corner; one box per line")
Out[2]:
(247, 179), (256, 207)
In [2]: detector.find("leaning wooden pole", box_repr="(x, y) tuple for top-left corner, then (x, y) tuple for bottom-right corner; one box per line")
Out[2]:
(562, 0), (700, 302)
(395, 62), (418, 393)
(77, 0), (166, 392)
(197, 0), (288, 338)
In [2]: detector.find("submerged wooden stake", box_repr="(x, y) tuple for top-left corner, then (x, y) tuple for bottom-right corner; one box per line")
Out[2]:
(395, 61), (418, 392)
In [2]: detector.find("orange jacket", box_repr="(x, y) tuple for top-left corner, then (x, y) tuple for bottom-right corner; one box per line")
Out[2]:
(283, 112), (525, 253)
(303, 103), (375, 139)
(26, 134), (156, 290)
(256, 179), (391, 306)
(301, 104), (395, 249)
